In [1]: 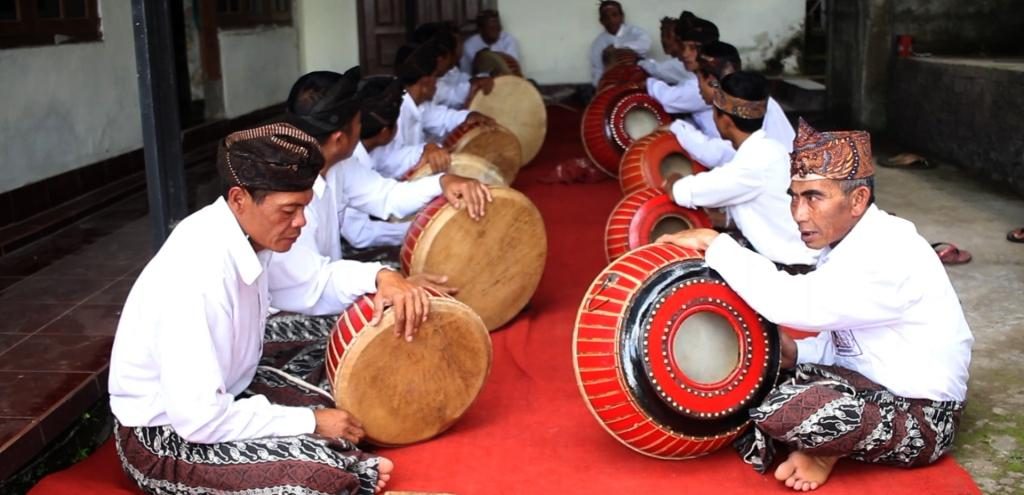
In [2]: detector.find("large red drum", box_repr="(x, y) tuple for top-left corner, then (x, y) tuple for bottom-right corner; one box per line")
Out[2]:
(573, 243), (781, 459)
(619, 130), (710, 195)
(582, 84), (671, 177)
(605, 187), (712, 262)
(327, 287), (492, 446)
(597, 63), (648, 92)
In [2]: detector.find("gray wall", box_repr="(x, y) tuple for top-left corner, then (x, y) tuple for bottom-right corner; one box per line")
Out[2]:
(891, 0), (1024, 56)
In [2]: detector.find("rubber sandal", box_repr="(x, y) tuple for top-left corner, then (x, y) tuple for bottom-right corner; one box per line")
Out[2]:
(882, 152), (934, 169)
(1007, 228), (1024, 244)
(931, 242), (972, 265)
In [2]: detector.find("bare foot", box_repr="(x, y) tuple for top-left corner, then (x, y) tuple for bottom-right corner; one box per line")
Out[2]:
(773, 451), (839, 491)
(375, 456), (394, 494)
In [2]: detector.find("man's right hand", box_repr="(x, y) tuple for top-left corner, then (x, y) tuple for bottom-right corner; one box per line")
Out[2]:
(418, 143), (451, 174)
(313, 408), (365, 444)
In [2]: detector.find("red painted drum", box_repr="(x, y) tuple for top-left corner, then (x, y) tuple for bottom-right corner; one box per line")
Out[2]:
(326, 287), (492, 446)
(573, 243), (781, 459)
(619, 130), (710, 195)
(581, 84), (671, 177)
(605, 187), (713, 262)
(401, 187), (547, 331)
(597, 63), (647, 92)
(442, 121), (522, 184)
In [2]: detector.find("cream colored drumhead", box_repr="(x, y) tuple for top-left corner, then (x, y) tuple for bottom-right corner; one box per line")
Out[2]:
(468, 76), (547, 165)
(334, 297), (492, 446)
(661, 152), (696, 178)
(446, 125), (522, 184)
(624, 108), (661, 141)
(672, 311), (740, 384)
(406, 187), (547, 330)
(650, 215), (695, 240)
(407, 152), (508, 187)
(472, 50), (521, 76)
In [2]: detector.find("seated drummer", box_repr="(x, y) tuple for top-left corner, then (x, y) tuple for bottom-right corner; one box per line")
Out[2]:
(663, 71), (817, 267)
(460, 9), (522, 74)
(268, 70), (490, 314)
(637, 16), (690, 85)
(658, 121), (973, 492)
(589, 1), (652, 87)
(670, 41), (795, 168)
(371, 41), (494, 179)
(647, 12), (717, 115)
(415, 22), (494, 110)
(109, 123), (393, 495)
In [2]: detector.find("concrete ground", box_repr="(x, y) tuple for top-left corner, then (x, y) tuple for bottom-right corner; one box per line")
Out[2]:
(872, 147), (1024, 494)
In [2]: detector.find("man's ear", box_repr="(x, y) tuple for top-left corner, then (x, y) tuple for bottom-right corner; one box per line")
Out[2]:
(850, 185), (872, 216)
(226, 186), (250, 214)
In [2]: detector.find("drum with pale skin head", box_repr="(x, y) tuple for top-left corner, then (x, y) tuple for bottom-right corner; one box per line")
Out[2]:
(472, 49), (523, 77)
(574, 243), (781, 459)
(401, 187), (547, 331)
(467, 75), (547, 166)
(405, 152), (508, 187)
(441, 121), (522, 184)
(582, 84), (671, 177)
(327, 287), (492, 446)
(619, 130), (709, 195)
(604, 187), (713, 262)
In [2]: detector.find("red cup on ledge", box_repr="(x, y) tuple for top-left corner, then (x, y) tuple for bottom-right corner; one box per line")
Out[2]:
(896, 35), (913, 57)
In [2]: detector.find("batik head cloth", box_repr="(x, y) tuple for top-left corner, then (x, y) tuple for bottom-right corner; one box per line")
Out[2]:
(790, 118), (876, 181)
(712, 87), (767, 119)
(216, 123), (322, 192)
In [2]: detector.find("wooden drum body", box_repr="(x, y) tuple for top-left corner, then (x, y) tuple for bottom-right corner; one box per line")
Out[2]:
(443, 122), (522, 184)
(406, 152), (508, 187)
(401, 187), (547, 331)
(597, 64), (648, 92)
(582, 84), (671, 177)
(468, 75), (547, 165)
(327, 288), (492, 446)
(619, 131), (709, 195)
(605, 187), (712, 262)
(574, 243), (781, 459)
(472, 50), (523, 77)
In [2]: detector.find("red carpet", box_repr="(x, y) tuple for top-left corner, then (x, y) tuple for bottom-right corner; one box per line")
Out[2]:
(30, 106), (980, 495)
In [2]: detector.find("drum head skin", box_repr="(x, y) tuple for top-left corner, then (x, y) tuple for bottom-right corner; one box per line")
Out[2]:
(605, 187), (713, 262)
(581, 84), (671, 177)
(472, 50), (523, 77)
(328, 293), (492, 446)
(407, 152), (508, 187)
(573, 243), (781, 459)
(443, 122), (522, 184)
(402, 187), (547, 331)
(468, 75), (547, 165)
(619, 131), (709, 195)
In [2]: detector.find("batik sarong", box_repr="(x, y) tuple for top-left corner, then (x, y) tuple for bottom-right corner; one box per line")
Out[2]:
(734, 364), (963, 473)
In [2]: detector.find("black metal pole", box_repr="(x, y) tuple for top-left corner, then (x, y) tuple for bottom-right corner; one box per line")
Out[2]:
(131, 0), (189, 250)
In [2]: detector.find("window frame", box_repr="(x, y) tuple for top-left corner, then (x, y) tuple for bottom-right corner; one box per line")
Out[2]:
(215, 0), (292, 30)
(0, 0), (102, 49)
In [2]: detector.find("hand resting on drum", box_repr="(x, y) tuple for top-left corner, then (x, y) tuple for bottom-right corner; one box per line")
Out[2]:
(468, 76), (495, 104)
(313, 408), (365, 443)
(655, 227), (720, 251)
(464, 111), (496, 127)
(372, 269), (432, 342)
(440, 174), (493, 220)
(418, 143), (451, 174)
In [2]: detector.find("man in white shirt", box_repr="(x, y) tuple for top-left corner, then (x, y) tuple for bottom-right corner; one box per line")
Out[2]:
(589, 1), (652, 87)
(372, 41), (494, 179)
(109, 123), (400, 495)
(637, 16), (689, 85)
(269, 71), (490, 317)
(646, 14), (717, 114)
(416, 22), (494, 109)
(663, 72), (817, 267)
(461, 9), (522, 74)
(670, 41), (796, 168)
(658, 120), (973, 492)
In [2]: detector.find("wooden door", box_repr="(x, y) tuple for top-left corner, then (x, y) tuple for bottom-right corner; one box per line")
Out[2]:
(358, 0), (496, 75)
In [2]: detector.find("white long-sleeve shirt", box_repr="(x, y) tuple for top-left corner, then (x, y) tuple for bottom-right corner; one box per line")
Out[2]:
(638, 57), (689, 85)
(460, 31), (521, 74)
(671, 130), (818, 266)
(647, 76), (706, 114)
(266, 143), (443, 314)
(589, 23), (652, 86)
(434, 67), (472, 109)
(672, 97), (796, 168)
(704, 205), (974, 402)
(371, 92), (469, 178)
(109, 198), (315, 443)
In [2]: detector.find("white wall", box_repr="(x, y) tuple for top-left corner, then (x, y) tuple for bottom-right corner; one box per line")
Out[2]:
(500, 0), (805, 84)
(0, 1), (141, 195)
(295, 0), (361, 73)
(219, 26), (301, 118)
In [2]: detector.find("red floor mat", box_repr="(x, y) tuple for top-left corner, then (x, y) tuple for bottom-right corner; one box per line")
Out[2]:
(29, 106), (979, 495)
